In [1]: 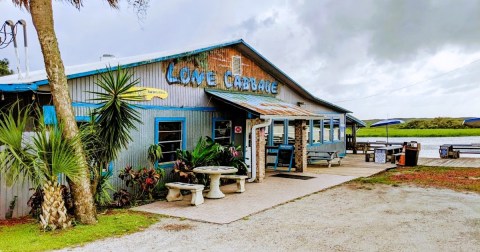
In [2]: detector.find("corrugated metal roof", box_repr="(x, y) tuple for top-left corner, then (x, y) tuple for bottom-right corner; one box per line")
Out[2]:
(0, 38), (350, 113)
(0, 39), (245, 87)
(205, 89), (321, 118)
(346, 114), (366, 127)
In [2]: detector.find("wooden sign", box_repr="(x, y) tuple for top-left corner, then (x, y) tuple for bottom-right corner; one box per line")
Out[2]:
(275, 144), (294, 170)
(122, 87), (168, 101)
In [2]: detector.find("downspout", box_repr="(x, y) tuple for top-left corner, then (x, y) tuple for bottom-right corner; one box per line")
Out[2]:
(248, 118), (272, 183)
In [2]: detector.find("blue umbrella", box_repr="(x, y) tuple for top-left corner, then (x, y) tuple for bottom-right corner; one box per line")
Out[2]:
(370, 119), (404, 143)
(463, 118), (480, 128)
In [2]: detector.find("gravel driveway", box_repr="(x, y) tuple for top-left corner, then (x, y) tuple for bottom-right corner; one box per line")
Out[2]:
(61, 184), (480, 252)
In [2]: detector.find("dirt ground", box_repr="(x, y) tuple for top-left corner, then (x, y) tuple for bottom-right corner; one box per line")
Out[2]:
(61, 184), (480, 252)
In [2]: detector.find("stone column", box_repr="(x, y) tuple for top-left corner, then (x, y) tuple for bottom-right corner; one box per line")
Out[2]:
(255, 126), (266, 182)
(247, 119), (266, 183)
(294, 120), (307, 172)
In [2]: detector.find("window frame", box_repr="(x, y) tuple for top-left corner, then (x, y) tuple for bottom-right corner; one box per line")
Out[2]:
(270, 119), (287, 146)
(212, 118), (233, 145)
(154, 117), (186, 163)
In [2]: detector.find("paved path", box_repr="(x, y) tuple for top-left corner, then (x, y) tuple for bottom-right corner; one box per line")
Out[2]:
(133, 173), (356, 224)
(133, 155), (392, 224)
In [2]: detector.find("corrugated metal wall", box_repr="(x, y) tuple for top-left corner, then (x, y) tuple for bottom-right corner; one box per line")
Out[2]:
(107, 109), (220, 190)
(0, 175), (34, 220)
(0, 133), (36, 220)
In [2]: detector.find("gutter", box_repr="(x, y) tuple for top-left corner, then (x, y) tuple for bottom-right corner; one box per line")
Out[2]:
(248, 118), (272, 183)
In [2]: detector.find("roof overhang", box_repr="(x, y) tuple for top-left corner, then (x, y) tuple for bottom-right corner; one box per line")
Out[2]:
(205, 89), (324, 120)
(346, 114), (366, 127)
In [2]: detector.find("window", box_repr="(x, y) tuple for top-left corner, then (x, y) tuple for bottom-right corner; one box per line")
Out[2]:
(323, 119), (331, 142)
(287, 120), (295, 145)
(333, 119), (340, 141)
(272, 120), (285, 146)
(156, 118), (185, 162)
(232, 56), (242, 76)
(213, 120), (232, 145)
(312, 120), (322, 144)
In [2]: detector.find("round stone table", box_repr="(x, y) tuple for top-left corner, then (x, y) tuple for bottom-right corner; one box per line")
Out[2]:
(193, 166), (238, 199)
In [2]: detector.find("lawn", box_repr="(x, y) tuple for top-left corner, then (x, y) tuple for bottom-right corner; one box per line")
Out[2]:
(355, 166), (480, 193)
(0, 209), (160, 252)
(356, 128), (480, 137)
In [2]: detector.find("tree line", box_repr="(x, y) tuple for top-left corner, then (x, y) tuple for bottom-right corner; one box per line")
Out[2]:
(398, 118), (470, 129)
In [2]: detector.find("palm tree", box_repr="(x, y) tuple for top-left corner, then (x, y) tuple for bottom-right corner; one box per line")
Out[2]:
(82, 65), (143, 199)
(0, 106), (82, 230)
(11, 0), (149, 225)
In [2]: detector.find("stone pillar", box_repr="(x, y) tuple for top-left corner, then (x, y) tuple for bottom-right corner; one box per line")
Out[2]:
(247, 119), (266, 183)
(294, 120), (308, 172)
(255, 126), (266, 183)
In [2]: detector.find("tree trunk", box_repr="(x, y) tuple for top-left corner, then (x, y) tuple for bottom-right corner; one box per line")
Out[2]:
(30, 0), (97, 224)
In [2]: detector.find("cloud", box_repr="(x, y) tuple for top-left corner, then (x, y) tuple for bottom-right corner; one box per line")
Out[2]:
(1, 0), (479, 119)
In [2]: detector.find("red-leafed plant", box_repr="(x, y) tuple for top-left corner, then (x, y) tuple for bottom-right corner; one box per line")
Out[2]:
(116, 166), (162, 205)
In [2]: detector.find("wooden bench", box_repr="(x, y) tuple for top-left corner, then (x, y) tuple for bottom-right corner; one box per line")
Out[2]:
(220, 174), (248, 193)
(165, 182), (204, 206)
(307, 151), (341, 168)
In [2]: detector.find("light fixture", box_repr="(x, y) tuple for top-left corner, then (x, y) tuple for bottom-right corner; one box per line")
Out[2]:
(1, 93), (4, 101)
(297, 101), (305, 107)
(32, 93), (35, 101)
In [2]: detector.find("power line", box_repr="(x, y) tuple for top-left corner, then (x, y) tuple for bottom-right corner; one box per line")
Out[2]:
(333, 57), (480, 103)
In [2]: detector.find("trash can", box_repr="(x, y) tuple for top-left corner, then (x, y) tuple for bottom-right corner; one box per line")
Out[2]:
(374, 148), (387, 163)
(439, 144), (451, 158)
(405, 142), (421, 166)
(438, 144), (460, 159)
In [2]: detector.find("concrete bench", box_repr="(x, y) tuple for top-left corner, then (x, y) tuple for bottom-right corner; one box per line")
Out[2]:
(220, 174), (248, 193)
(307, 151), (341, 168)
(165, 182), (204, 206)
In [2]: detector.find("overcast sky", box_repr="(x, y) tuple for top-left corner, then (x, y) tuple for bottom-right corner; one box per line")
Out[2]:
(1, 0), (479, 119)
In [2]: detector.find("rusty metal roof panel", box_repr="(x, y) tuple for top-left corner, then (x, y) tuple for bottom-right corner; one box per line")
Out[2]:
(205, 89), (319, 117)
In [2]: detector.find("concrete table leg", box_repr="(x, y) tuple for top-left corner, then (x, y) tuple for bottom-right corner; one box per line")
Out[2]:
(166, 188), (183, 202)
(236, 179), (246, 193)
(190, 188), (205, 205)
(206, 174), (224, 199)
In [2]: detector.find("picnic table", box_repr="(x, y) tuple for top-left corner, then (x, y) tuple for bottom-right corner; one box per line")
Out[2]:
(439, 144), (480, 158)
(356, 141), (403, 154)
(193, 166), (238, 199)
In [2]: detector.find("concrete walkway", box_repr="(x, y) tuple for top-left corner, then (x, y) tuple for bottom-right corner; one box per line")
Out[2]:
(133, 155), (393, 224)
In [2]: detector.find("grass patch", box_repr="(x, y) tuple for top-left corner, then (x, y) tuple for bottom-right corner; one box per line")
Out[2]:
(356, 128), (480, 137)
(353, 166), (480, 193)
(0, 209), (160, 252)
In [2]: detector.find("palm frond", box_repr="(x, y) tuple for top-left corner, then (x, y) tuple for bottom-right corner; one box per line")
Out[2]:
(32, 118), (82, 183)
(87, 65), (143, 163)
(0, 105), (38, 186)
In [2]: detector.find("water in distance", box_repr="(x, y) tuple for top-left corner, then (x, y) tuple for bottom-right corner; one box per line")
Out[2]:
(357, 136), (480, 158)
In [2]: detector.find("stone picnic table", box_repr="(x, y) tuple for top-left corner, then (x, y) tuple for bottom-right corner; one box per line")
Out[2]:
(193, 166), (238, 199)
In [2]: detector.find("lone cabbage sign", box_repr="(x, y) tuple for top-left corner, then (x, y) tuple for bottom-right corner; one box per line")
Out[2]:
(166, 62), (278, 95)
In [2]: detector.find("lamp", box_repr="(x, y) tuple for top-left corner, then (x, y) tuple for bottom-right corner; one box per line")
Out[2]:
(297, 101), (305, 107)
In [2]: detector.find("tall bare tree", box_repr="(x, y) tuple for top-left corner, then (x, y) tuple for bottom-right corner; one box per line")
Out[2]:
(11, 0), (148, 224)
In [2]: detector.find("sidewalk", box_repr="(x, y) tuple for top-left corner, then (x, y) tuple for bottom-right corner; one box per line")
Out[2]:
(133, 155), (393, 224)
